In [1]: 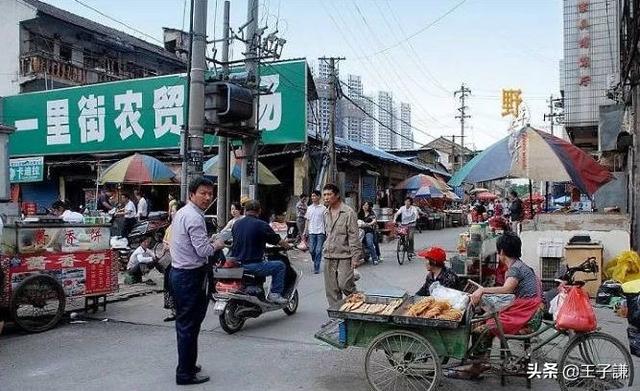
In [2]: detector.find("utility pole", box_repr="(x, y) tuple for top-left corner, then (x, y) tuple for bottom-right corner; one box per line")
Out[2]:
(216, 0), (231, 229)
(454, 83), (471, 165)
(542, 94), (564, 211)
(319, 56), (345, 185)
(240, 0), (259, 200)
(450, 135), (456, 172)
(185, 0), (208, 192)
(543, 94), (564, 136)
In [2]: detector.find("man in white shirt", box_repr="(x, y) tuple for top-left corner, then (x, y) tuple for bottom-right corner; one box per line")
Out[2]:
(119, 193), (137, 237)
(134, 189), (148, 220)
(393, 197), (423, 256)
(303, 190), (327, 274)
(126, 236), (158, 284)
(51, 201), (84, 223)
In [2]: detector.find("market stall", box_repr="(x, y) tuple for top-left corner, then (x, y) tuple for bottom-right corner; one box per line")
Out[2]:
(0, 216), (117, 332)
(453, 222), (501, 287)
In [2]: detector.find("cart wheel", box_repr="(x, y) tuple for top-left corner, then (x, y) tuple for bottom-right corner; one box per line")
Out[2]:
(283, 290), (299, 315)
(365, 330), (442, 391)
(219, 302), (245, 334)
(558, 331), (634, 391)
(10, 274), (65, 333)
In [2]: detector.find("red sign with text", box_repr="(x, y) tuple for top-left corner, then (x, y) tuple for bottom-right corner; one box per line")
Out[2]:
(1, 250), (117, 306)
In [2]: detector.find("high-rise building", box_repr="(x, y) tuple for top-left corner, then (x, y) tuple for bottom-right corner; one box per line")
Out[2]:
(377, 91), (394, 149)
(400, 103), (413, 149)
(563, 0), (620, 150)
(346, 74), (363, 98)
(340, 74), (364, 143)
(361, 96), (375, 146)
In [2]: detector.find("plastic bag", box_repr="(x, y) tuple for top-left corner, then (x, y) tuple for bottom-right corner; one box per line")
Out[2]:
(480, 294), (515, 314)
(628, 325), (640, 358)
(110, 236), (128, 249)
(622, 279), (640, 294)
(549, 288), (567, 320)
(429, 281), (469, 311)
(555, 286), (597, 332)
(626, 293), (640, 328)
(605, 250), (640, 283)
(296, 238), (308, 252)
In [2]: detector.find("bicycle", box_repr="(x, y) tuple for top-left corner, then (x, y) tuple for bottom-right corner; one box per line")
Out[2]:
(318, 257), (634, 391)
(464, 257), (634, 390)
(395, 224), (414, 265)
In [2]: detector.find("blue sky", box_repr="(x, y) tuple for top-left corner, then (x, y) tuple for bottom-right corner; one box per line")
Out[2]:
(46, 0), (563, 149)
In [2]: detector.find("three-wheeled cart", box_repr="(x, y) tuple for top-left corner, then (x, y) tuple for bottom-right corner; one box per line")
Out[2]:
(316, 289), (472, 391)
(1, 220), (117, 332)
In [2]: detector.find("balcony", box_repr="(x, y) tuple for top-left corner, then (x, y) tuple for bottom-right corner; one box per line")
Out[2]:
(19, 52), (123, 86)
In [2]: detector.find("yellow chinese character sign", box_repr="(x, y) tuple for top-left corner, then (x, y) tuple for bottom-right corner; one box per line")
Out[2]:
(501, 89), (523, 117)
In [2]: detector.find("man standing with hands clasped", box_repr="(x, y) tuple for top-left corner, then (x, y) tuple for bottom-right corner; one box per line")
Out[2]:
(322, 184), (364, 307)
(169, 177), (224, 385)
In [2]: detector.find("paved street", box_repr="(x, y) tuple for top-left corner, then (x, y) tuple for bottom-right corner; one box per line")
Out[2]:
(1, 227), (638, 391)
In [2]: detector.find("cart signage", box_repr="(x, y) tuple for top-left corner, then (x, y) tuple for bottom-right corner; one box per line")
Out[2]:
(14, 226), (111, 254)
(4, 60), (309, 157)
(1, 250), (117, 305)
(9, 156), (44, 183)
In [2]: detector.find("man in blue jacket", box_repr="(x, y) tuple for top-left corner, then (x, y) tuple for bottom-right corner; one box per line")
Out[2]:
(231, 199), (292, 304)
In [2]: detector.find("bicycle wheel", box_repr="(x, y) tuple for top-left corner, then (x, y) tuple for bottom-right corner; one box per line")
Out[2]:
(11, 274), (65, 333)
(365, 330), (441, 391)
(558, 331), (634, 390)
(396, 238), (406, 265)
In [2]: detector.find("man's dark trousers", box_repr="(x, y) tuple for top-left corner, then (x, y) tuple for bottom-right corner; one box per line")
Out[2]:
(170, 265), (209, 382)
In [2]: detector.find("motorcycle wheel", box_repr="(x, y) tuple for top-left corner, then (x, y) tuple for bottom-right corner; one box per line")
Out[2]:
(283, 290), (299, 316)
(219, 302), (245, 334)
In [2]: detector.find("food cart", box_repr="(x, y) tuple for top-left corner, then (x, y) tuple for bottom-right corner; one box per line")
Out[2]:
(0, 217), (117, 332)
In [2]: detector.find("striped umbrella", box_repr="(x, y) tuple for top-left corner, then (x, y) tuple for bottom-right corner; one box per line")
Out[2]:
(413, 185), (444, 198)
(449, 126), (613, 196)
(203, 155), (281, 186)
(99, 153), (175, 184)
(395, 174), (451, 191)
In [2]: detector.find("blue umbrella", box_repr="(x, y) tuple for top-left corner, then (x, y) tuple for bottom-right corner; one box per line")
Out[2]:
(414, 185), (444, 198)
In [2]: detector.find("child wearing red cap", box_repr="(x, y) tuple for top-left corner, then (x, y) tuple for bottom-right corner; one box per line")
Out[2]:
(415, 246), (461, 296)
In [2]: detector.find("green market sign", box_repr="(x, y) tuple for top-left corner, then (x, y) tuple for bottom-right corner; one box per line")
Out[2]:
(10, 156), (44, 183)
(4, 59), (308, 157)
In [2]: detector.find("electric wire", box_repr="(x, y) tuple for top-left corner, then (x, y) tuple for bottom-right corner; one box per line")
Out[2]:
(354, 0), (467, 60)
(322, 0), (453, 141)
(340, 85), (429, 147)
(71, 0), (164, 45)
(349, 1), (452, 133)
(381, 0), (452, 96)
(339, 80), (436, 141)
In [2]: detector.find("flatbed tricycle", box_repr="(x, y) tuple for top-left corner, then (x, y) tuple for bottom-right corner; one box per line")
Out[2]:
(316, 260), (635, 391)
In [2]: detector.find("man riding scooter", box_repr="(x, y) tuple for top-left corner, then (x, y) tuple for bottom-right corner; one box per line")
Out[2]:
(230, 199), (292, 304)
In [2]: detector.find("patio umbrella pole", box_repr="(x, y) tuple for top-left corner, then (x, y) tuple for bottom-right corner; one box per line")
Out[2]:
(545, 181), (549, 212)
(528, 179), (534, 218)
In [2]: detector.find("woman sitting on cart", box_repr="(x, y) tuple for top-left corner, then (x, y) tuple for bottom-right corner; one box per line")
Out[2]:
(448, 232), (542, 379)
(415, 246), (460, 295)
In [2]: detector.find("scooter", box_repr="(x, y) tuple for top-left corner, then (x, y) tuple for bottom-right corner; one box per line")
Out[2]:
(212, 245), (301, 334)
(113, 212), (169, 271)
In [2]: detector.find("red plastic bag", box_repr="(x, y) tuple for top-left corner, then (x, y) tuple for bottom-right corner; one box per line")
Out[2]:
(555, 286), (597, 332)
(296, 238), (308, 252)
